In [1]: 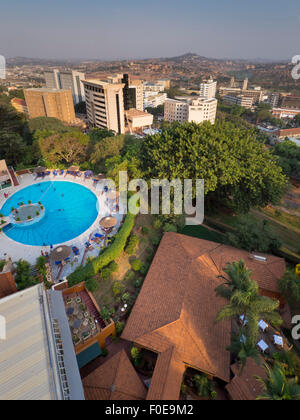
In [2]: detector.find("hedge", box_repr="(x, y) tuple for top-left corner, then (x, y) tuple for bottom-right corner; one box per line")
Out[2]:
(68, 212), (136, 286)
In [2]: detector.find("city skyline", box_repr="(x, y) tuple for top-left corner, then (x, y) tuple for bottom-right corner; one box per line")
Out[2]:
(1, 0), (300, 61)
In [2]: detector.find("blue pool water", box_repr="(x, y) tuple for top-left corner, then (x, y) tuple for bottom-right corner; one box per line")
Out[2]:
(1, 181), (98, 246)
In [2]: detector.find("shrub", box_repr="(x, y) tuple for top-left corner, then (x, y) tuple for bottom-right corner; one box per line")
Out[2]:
(131, 346), (142, 367)
(140, 263), (150, 276)
(142, 226), (150, 235)
(100, 306), (112, 321)
(153, 218), (163, 230)
(135, 277), (144, 289)
(102, 348), (109, 357)
(131, 259), (143, 272)
(125, 234), (140, 255)
(122, 292), (131, 303)
(112, 281), (124, 297)
(85, 276), (99, 292)
(68, 213), (136, 285)
(115, 321), (125, 336)
(163, 223), (178, 233)
(151, 236), (161, 246)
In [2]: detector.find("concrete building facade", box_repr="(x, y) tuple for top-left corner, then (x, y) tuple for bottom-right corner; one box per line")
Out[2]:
(24, 88), (76, 123)
(200, 78), (217, 99)
(83, 79), (125, 134)
(44, 69), (85, 104)
(164, 96), (218, 125)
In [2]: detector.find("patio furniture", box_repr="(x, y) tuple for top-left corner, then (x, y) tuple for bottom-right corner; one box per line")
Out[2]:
(50, 245), (72, 262)
(84, 312), (89, 318)
(73, 320), (82, 330)
(72, 246), (80, 256)
(240, 315), (248, 326)
(274, 335), (284, 349)
(258, 320), (268, 332)
(257, 339), (269, 353)
(66, 307), (74, 316)
(240, 334), (247, 344)
(83, 319), (89, 327)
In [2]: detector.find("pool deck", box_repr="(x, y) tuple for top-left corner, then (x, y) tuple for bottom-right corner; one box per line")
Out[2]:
(0, 173), (125, 277)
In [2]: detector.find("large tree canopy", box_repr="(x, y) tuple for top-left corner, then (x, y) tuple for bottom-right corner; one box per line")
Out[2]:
(38, 131), (90, 165)
(140, 121), (287, 212)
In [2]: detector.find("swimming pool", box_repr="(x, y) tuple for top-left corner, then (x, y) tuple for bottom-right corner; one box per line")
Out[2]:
(1, 181), (98, 246)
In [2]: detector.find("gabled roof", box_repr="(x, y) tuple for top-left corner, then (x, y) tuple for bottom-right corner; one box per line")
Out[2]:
(226, 358), (267, 400)
(82, 350), (147, 400)
(122, 233), (286, 398)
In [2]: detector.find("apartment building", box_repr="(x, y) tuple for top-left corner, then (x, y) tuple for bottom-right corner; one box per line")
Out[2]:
(143, 81), (166, 93)
(44, 69), (85, 104)
(200, 78), (217, 99)
(24, 88), (76, 123)
(144, 92), (167, 109)
(272, 107), (300, 119)
(219, 86), (263, 103)
(83, 79), (125, 134)
(164, 96), (218, 125)
(224, 94), (254, 109)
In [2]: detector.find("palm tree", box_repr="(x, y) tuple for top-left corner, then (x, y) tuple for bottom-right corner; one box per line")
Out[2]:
(256, 363), (300, 400)
(215, 260), (282, 347)
(228, 332), (261, 374)
(215, 260), (253, 301)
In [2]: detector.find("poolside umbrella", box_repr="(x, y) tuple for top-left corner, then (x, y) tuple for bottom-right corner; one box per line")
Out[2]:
(50, 245), (72, 262)
(106, 190), (120, 201)
(93, 173), (105, 181)
(67, 166), (80, 173)
(99, 216), (117, 229)
(34, 166), (46, 174)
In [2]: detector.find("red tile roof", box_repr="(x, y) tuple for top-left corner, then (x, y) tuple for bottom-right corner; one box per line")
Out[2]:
(122, 233), (286, 399)
(226, 358), (267, 400)
(0, 272), (17, 299)
(82, 350), (147, 400)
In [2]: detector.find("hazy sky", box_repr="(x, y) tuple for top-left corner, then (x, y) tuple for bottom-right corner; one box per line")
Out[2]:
(1, 0), (300, 60)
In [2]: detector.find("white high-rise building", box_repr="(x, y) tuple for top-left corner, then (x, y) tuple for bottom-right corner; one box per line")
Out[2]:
(83, 79), (125, 134)
(164, 96), (218, 125)
(44, 69), (86, 104)
(200, 78), (217, 99)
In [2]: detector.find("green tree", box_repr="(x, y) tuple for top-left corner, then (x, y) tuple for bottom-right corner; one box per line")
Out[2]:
(228, 332), (261, 373)
(38, 131), (90, 165)
(256, 363), (300, 400)
(226, 219), (282, 254)
(279, 270), (300, 303)
(140, 121), (287, 213)
(215, 260), (282, 347)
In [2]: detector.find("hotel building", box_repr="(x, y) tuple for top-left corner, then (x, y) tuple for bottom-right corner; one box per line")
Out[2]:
(164, 96), (218, 125)
(83, 79), (125, 134)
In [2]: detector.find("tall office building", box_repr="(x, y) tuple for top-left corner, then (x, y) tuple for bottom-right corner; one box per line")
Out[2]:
(83, 79), (125, 134)
(164, 96), (218, 125)
(200, 78), (217, 99)
(44, 69), (85, 104)
(107, 74), (143, 111)
(24, 88), (76, 123)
